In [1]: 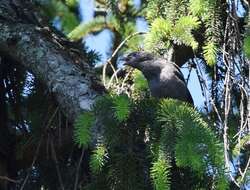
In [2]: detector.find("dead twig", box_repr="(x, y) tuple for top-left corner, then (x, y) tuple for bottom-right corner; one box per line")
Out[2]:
(51, 138), (65, 190)
(0, 176), (21, 184)
(20, 107), (59, 190)
(102, 32), (146, 88)
(73, 147), (85, 190)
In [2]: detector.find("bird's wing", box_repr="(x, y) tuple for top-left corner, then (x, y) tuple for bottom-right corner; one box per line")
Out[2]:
(170, 62), (187, 83)
(160, 64), (194, 105)
(160, 62), (186, 83)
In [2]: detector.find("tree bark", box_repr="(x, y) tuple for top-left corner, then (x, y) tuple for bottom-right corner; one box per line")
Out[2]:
(0, 2), (104, 187)
(0, 0), (102, 123)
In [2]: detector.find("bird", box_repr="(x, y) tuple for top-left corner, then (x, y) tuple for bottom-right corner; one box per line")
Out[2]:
(124, 51), (194, 105)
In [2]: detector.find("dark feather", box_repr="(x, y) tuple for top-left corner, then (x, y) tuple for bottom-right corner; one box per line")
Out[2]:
(125, 51), (194, 105)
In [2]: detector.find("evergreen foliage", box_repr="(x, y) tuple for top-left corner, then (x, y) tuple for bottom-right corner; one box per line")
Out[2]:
(132, 70), (149, 94)
(144, 18), (172, 52)
(74, 95), (228, 189)
(74, 112), (94, 148)
(203, 41), (217, 66)
(68, 17), (108, 40)
(5, 0), (250, 189)
(243, 36), (250, 58)
(233, 134), (250, 155)
(145, 0), (224, 66)
(145, 16), (200, 51)
(150, 152), (171, 190)
(41, 0), (79, 33)
(111, 95), (131, 122)
(90, 144), (108, 174)
(65, 0), (145, 64)
(244, 13), (250, 58)
(65, 0), (78, 7)
(158, 99), (227, 189)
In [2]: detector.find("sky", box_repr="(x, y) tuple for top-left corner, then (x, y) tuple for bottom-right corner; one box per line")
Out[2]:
(78, 0), (204, 107)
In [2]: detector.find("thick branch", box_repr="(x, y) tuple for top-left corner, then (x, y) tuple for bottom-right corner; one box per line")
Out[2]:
(0, 21), (101, 123)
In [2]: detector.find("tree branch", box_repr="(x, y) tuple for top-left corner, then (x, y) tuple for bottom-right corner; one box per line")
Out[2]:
(0, 20), (101, 123)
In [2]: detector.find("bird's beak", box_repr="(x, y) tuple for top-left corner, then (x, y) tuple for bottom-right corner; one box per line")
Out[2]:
(123, 61), (129, 66)
(122, 56), (131, 66)
(124, 61), (133, 67)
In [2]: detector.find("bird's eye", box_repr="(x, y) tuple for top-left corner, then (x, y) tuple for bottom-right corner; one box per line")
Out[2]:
(132, 52), (137, 56)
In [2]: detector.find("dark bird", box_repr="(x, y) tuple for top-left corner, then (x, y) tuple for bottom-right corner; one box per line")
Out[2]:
(124, 51), (194, 105)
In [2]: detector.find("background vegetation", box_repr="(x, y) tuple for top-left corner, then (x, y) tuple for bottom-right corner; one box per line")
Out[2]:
(1, 0), (250, 189)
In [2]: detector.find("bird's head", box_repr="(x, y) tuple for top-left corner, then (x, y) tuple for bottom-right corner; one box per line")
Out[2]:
(124, 51), (154, 69)
(124, 51), (163, 78)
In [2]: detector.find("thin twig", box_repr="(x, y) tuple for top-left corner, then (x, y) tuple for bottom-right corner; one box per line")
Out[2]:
(0, 176), (21, 183)
(107, 68), (122, 89)
(73, 147), (85, 190)
(102, 32), (146, 87)
(221, 13), (241, 187)
(193, 59), (210, 114)
(20, 107), (59, 190)
(20, 137), (43, 190)
(121, 68), (133, 91)
(239, 157), (250, 184)
(185, 63), (192, 84)
(51, 138), (65, 190)
(223, 65), (238, 186)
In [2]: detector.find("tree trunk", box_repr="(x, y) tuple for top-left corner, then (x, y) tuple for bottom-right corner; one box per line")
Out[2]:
(0, 1), (104, 188)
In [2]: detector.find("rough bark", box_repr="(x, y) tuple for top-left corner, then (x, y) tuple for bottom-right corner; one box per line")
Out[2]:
(0, 0), (102, 123)
(0, 2), (104, 187)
